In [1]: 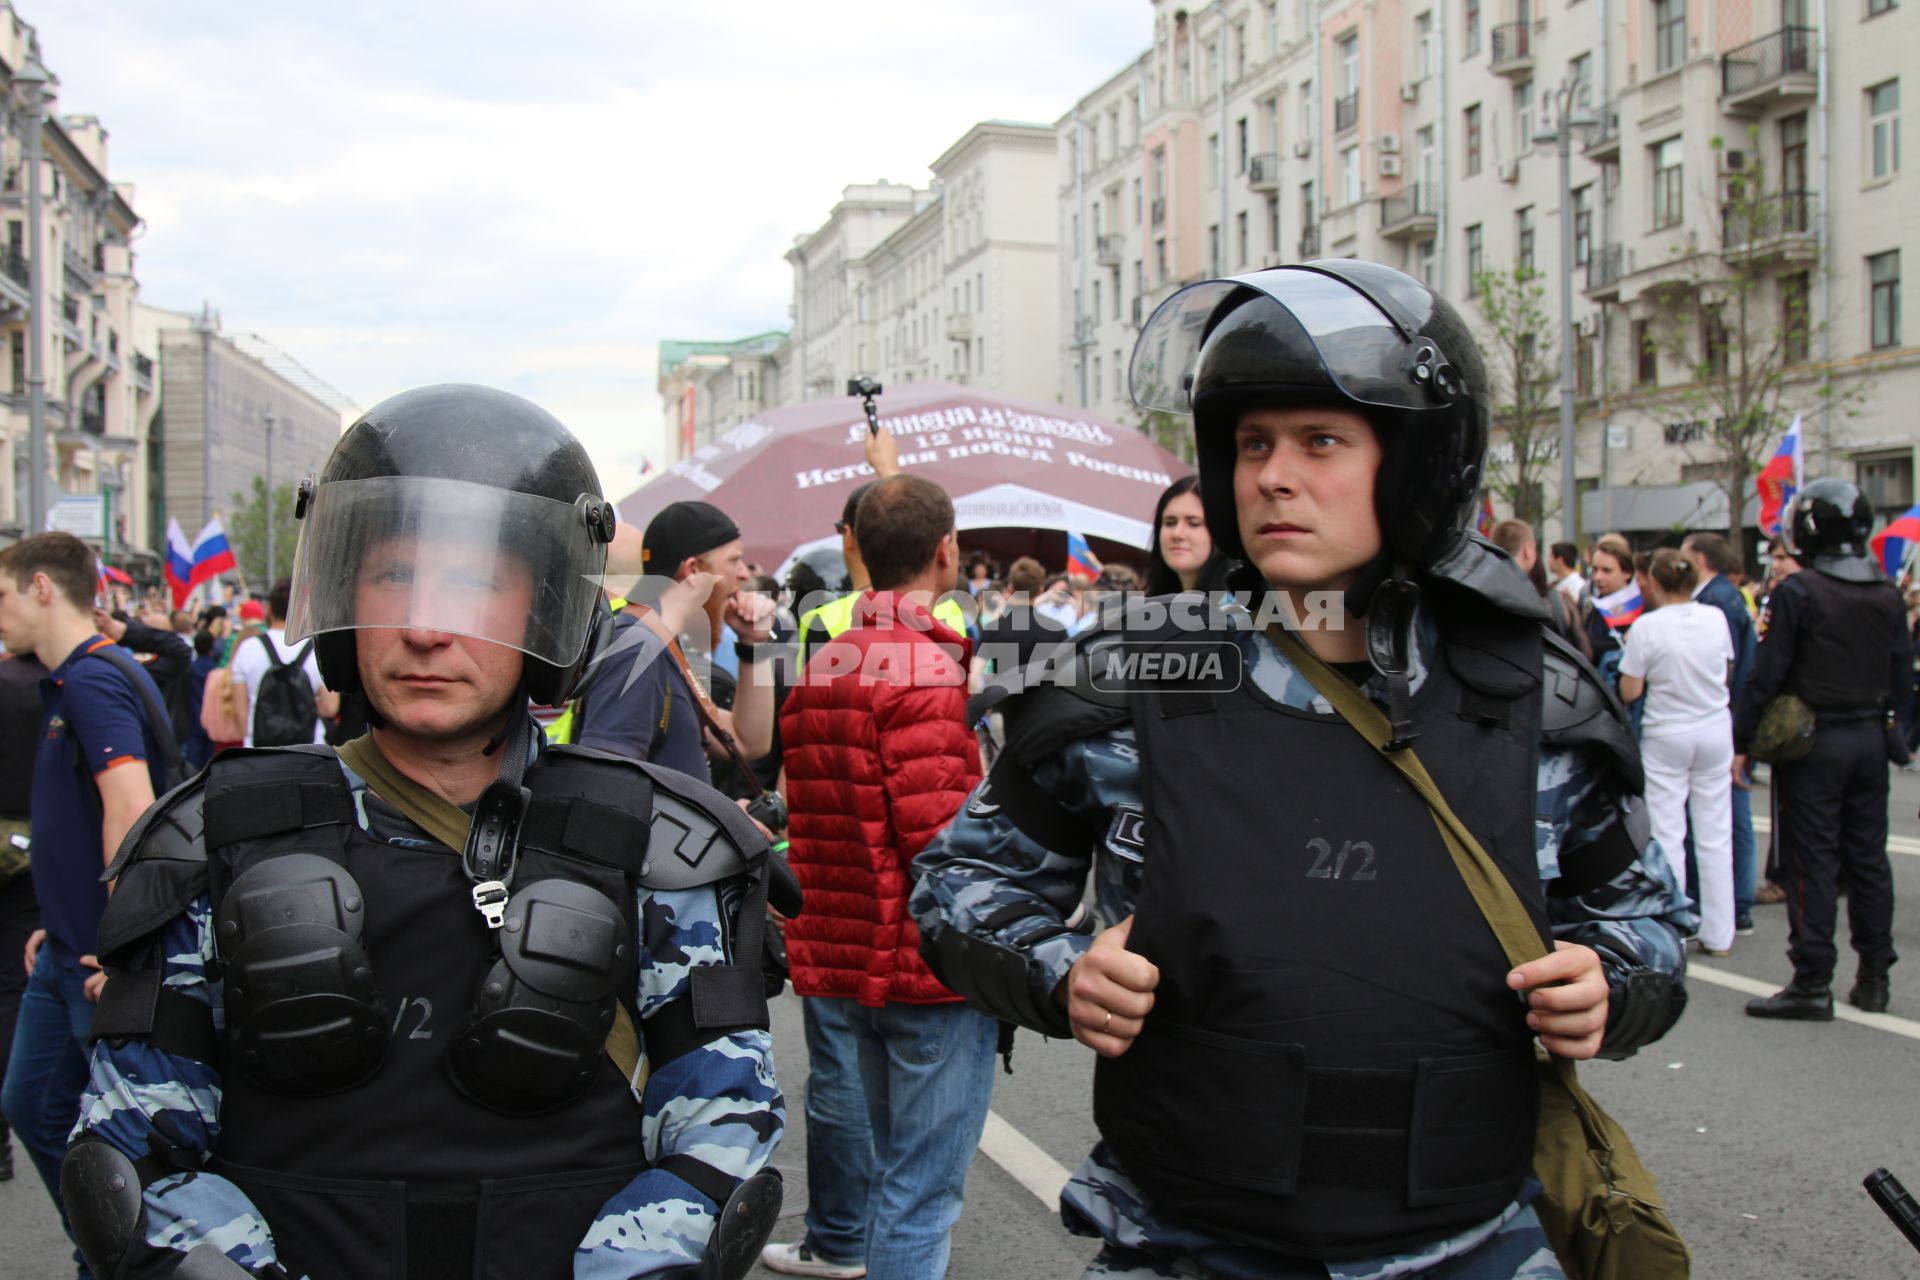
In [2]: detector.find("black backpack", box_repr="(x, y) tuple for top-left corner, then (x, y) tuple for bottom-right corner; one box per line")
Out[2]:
(253, 634), (320, 747)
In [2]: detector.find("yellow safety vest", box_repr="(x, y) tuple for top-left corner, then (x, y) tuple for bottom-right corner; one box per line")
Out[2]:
(797, 591), (971, 665)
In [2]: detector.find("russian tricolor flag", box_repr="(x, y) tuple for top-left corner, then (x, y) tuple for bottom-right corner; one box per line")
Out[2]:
(1066, 530), (1103, 582)
(1872, 504), (1920, 580)
(1595, 582), (1644, 629)
(189, 516), (238, 588)
(1755, 415), (1804, 539)
(1477, 492), (1496, 537)
(164, 518), (195, 608)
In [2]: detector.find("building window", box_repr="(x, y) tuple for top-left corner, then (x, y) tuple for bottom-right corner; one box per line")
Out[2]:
(1092, 279), (1102, 321)
(1516, 206), (1536, 273)
(1871, 250), (1902, 348)
(1701, 308), (1730, 377)
(1466, 0), (1483, 55)
(1093, 356), (1103, 398)
(1869, 80), (1901, 181)
(1653, 0), (1686, 73)
(1133, 177), (1144, 226)
(1869, 0), (1897, 15)
(1267, 195), (1281, 252)
(1234, 21), (1248, 79)
(1207, 133), (1220, 188)
(1514, 80), (1535, 157)
(1236, 211), (1250, 267)
(1417, 11), (1436, 76)
(1341, 144), (1362, 204)
(1633, 319), (1658, 385)
(1339, 33), (1360, 95)
(1209, 223), (1222, 276)
(1114, 350), (1124, 401)
(1155, 237), (1168, 282)
(1570, 52), (1593, 96)
(1859, 453), (1915, 517)
(1782, 271), (1811, 364)
(1466, 223), (1485, 293)
(1299, 79), (1317, 140)
(1419, 238), (1438, 286)
(1237, 116), (1251, 172)
(1575, 332), (1595, 395)
(1573, 184), (1593, 266)
(1465, 103), (1484, 175)
(1652, 137), (1684, 229)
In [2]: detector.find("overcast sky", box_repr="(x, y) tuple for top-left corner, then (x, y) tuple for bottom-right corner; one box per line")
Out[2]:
(29, 2), (1148, 499)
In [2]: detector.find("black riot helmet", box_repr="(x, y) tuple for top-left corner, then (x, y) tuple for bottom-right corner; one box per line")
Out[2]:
(1130, 260), (1488, 571)
(284, 384), (619, 708)
(1785, 476), (1882, 583)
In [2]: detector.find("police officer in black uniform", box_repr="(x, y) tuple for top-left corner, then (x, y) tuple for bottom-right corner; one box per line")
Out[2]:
(56, 386), (786, 1280)
(1737, 478), (1911, 1019)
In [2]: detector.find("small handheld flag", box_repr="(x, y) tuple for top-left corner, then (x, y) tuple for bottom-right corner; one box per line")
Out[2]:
(1595, 582), (1644, 629)
(1755, 415), (1805, 539)
(1477, 492), (1496, 537)
(1066, 530), (1103, 582)
(1871, 504), (1920, 580)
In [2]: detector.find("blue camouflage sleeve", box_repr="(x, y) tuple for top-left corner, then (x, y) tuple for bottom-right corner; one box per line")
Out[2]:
(574, 881), (784, 1279)
(73, 896), (297, 1276)
(910, 724), (1145, 1009)
(1534, 744), (1695, 1049)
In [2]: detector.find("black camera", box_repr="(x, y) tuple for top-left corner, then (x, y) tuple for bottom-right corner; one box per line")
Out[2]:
(745, 791), (789, 833)
(847, 376), (882, 398)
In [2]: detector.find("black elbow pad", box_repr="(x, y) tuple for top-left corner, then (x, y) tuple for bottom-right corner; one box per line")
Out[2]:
(1598, 969), (1688, 1060)
(923, 928), (1072, 1039)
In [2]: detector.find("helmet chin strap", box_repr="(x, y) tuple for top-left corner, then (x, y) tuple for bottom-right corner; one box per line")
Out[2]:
(1353, 558), (1421, 752)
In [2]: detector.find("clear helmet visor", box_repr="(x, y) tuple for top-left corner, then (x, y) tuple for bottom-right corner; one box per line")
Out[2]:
(1129, 267), (1456, 415)
(284, 476), (607, 668)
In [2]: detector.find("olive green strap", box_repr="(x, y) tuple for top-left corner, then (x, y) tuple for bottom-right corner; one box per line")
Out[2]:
(1260, 626), (1550, 972)
(335, 735), (648, 1093)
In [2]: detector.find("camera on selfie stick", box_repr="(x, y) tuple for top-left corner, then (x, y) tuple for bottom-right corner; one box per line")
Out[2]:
(848, 376), (883, 437)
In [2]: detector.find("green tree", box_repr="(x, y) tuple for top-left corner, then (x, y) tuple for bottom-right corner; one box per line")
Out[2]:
(1139, 408), (1198, 465)
(227, 476), (299, 589)
(1472, 266), (1561, 529)
(1641, 133), (1865, 543)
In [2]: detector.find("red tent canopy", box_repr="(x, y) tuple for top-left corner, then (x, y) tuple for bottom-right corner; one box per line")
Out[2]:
(616, 381), (1192, 577)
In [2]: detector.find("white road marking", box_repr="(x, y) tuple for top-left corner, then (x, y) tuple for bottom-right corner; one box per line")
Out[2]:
(978, 1109), (1075, 1209)
(1689, 962), (1920, 1041)
(1748, 814), (1920, 856)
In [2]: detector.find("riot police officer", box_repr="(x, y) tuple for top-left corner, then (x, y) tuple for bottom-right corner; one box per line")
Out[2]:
(58, 386), (785, 1280)
(911, 263), (1693, 1279)
(1737, 478), (1910, 1019)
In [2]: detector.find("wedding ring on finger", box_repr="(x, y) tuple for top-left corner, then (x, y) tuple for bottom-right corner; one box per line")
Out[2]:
(1103, 1009), (1113, 1033)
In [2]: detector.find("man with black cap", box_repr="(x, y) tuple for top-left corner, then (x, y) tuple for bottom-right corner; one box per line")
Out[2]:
(1736, 478), (1910, 1020)
(575, 499), (778, 783)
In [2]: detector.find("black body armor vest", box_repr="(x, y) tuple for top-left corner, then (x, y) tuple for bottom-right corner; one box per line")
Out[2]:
(1093, 601), (1550, 1261)
(1786, 569), (1906, 712)
(201, 747), (653, 1280)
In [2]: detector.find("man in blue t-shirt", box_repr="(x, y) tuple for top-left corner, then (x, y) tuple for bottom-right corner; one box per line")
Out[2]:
(0, 532), (164, 1275)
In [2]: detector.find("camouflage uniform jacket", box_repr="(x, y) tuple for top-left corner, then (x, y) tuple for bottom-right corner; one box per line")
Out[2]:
(71, 739), (785, 1279)
(910, 618), (1693, 1280)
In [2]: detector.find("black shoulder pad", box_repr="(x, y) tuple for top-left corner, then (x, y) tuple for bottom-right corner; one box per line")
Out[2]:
(96, 775), (210, 967)
(1424, 532), (1551, 621)
(1540, 630), (1644, 794)
(202, 745), (354, 850)
(521, 743), (653, 876)
(631, 757), (768, 891)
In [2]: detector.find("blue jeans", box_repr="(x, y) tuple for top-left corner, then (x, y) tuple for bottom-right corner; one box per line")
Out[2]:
(1, 941), (97, 1279)
(845, 1000), (999, 1280)
(800, 996), (876, 1266)
(1732, 771), (1757, 917)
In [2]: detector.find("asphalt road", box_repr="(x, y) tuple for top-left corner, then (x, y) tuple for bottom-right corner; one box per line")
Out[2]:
(9, 767), (1920, 1279)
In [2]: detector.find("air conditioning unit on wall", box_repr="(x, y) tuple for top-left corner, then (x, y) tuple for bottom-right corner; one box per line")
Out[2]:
(1379, 132), (1402, 153)
(1400, 81), (1420, 102)
(1379, 154), (1404, 176)
(1497, 159), (1520, 182)
(1293, 138), (1314, 159)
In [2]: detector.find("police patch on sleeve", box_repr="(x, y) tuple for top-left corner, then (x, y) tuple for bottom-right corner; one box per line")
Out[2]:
(965, 780), (1002, 819)
(1106, 804), (1147, 859)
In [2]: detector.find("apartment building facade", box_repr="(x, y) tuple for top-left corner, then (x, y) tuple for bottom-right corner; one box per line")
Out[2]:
(1059, 0), (1918, 543)
(1, 8), (156, 561)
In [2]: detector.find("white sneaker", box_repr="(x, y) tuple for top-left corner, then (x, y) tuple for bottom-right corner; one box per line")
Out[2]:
(760, 1240), (867, 1278)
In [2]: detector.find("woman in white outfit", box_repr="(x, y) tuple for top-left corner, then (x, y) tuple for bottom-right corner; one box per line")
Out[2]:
(1619, 548), (1737, 954)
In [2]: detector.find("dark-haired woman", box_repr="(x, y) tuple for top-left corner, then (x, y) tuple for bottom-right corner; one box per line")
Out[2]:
(1143, 475), (1231, 596)
(1620, 547), (1737, 955)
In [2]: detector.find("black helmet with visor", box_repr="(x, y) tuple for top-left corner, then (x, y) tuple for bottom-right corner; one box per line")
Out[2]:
(285, 384), (619, 707)
(1785, 476), (1881, 583)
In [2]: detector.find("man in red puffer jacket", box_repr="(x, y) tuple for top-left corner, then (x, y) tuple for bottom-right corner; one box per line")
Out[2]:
(769, 474), (993, 1280)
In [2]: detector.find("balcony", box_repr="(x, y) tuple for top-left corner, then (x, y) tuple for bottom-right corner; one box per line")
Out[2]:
(1721, 191), (1818, 265)
(1150, 196), (1166, 228)
(1582, 101), (1621, 160)
(946, 312), (974, 341)
(1248, 152), (1281, 191)
(1299, 224), (1322, 260)
(1095, 234), (1123, 267)
(133, 351), (154, 393)
(1721, 27), (1817, 113)
(1490, 22), (1535, 76)
(0, 249), (27, 314)
(1333, 91), (1359, 134)
(59, 293), (83, 349)
(1379, 184), (1440, 239)
(63, 245), (95, 292)
(1585, 244), (1625, 297)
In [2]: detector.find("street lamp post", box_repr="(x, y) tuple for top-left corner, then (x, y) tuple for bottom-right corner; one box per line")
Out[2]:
(1535, 77), (1595, 546)
(263, 410), (277, 585)
(15, 51), (50, 535)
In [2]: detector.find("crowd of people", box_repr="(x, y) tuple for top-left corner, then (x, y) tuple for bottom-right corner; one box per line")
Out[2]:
(0, 260), (1907, 1280)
